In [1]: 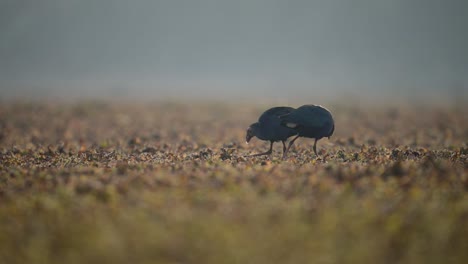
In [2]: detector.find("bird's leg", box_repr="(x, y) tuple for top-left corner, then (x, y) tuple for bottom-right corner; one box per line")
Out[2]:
(282, 135), (300, 160)
(313, 139), (318, 156)
(245, 141), (273, 157)
(282, 140), (287, 155)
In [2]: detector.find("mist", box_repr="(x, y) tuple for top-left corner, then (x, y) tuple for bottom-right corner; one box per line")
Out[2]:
(1, 0), (467, 101)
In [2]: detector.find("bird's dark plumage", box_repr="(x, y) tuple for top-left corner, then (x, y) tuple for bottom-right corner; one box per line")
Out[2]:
(279, 105), (334, 158)
(245, 106), (298, 157)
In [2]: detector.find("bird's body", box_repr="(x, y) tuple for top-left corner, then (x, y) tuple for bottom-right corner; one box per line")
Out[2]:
(245, 106), (297, 157)
(280, 105), (334, 158)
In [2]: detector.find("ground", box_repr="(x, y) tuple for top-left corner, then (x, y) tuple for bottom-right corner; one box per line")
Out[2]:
(0, 101), (467, 264)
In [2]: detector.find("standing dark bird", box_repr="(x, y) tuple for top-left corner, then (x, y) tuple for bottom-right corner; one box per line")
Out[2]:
(279, 105), (334, 159)
(245, 106), (298, 157)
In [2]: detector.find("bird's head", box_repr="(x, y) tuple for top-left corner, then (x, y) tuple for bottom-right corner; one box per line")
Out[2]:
(245, 123), (259, 144)
(328, 123), (335, 139)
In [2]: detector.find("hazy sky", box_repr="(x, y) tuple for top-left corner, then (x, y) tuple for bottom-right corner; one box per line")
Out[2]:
(0, 0), (467, 100)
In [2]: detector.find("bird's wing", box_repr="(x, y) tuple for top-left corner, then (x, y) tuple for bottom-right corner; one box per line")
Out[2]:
(280, 105), (332, 128)
(258, 106), (296, 123)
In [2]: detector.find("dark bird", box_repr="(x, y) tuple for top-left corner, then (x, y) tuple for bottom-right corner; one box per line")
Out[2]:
(279, 105), (334, 159)
(245, 106), (298, 157)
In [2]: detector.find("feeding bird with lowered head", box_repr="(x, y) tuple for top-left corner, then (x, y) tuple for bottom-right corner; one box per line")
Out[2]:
(245, 106), (298, 157)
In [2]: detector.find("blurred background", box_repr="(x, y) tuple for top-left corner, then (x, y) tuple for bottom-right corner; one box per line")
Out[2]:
(0, 0), (467, 103)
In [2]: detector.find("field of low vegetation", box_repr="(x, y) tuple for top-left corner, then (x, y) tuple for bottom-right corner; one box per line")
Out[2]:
(1, 101), (467, 264)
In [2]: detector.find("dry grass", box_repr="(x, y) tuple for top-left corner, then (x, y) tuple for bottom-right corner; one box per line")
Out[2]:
(0, 101), (467, 264)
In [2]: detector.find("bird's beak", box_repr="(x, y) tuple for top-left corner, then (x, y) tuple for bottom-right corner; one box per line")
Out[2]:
(246, 134), (253, 144)
(246, 126), (254, 144)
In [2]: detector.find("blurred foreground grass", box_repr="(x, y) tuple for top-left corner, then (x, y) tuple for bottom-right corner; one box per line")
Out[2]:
(0, 101), (467, 264)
